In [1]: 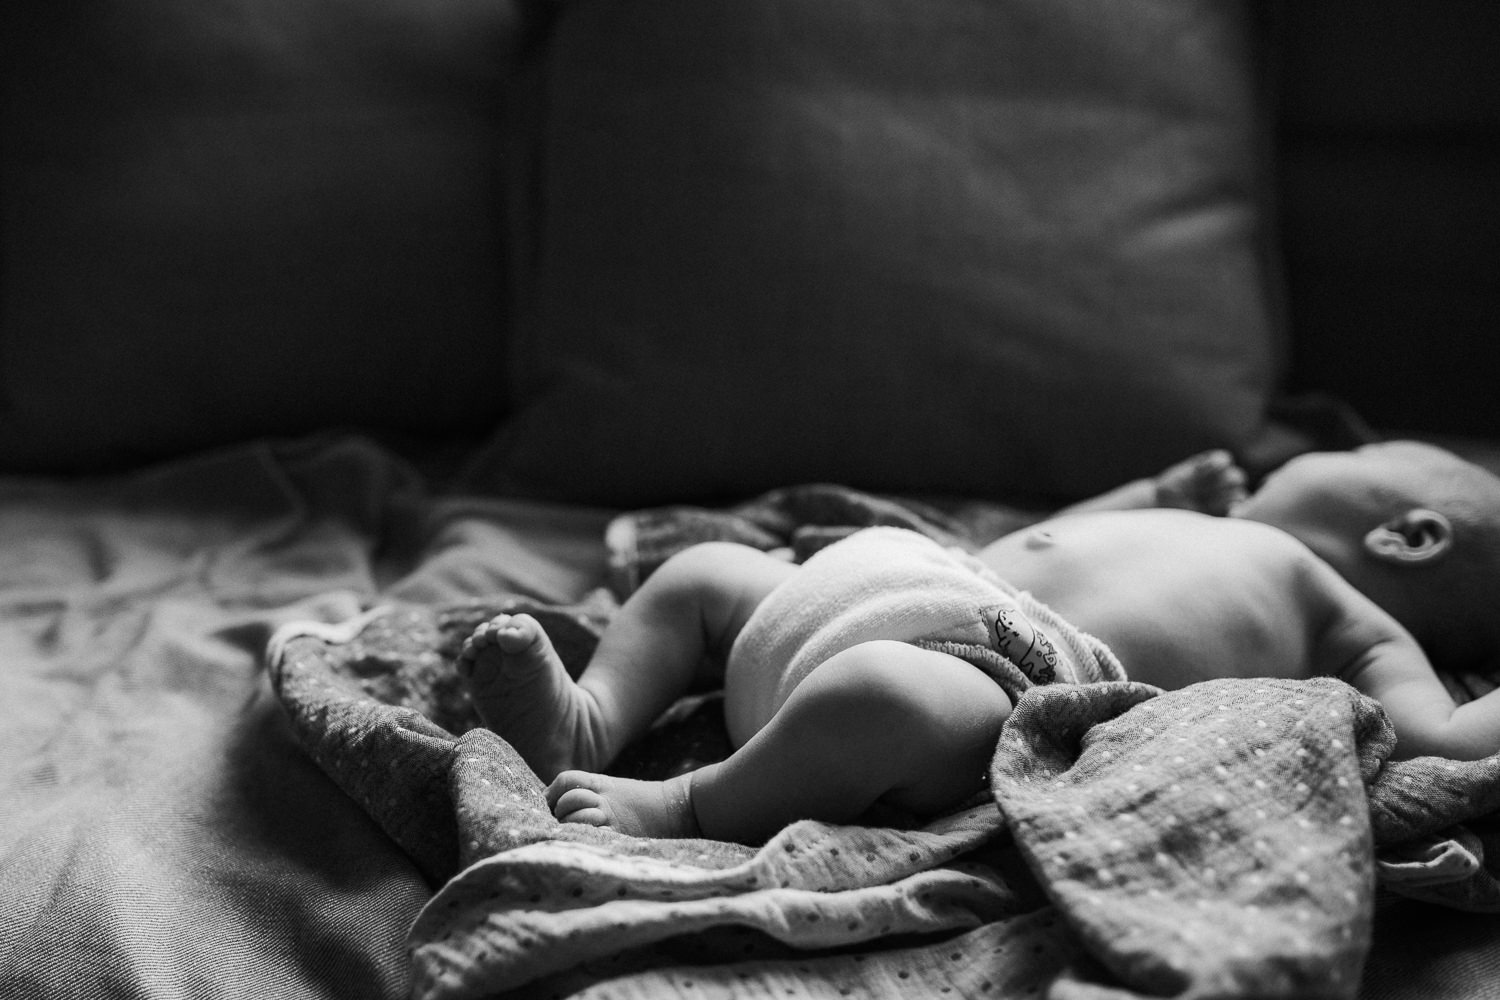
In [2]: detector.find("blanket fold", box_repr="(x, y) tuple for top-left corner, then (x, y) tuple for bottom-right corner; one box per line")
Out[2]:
(992, 677), (1387, 998)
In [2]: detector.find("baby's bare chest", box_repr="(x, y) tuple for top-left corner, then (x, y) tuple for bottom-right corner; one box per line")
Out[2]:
(981, 514), (1329, 689)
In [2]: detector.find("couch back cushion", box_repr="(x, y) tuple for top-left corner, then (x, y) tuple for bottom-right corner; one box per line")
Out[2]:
(1271, 1), (1500, 442)
(473, 0), (1281, 507)
(0, 0), (525, 471)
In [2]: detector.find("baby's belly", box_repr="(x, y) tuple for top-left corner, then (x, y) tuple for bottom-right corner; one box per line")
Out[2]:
(1078, 612), (1314, 690)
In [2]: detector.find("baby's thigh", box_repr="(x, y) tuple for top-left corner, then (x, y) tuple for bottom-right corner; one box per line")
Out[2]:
(793, 640), (1014, 815)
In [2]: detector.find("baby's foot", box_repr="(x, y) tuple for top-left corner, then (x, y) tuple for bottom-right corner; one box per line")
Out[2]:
(456, 613), (605, 782)
(1153, 449), (1249, 516)
(547, 770), (701, 839)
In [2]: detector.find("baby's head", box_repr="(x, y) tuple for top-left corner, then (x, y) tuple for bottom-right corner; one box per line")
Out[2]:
(1235, 440), (1500, 658)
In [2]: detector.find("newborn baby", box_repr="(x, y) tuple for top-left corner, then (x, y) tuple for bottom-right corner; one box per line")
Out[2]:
(459, 443), (1500, 843)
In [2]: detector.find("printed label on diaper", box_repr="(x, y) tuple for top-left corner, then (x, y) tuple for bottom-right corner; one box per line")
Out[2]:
(990, 605), (1059, 684)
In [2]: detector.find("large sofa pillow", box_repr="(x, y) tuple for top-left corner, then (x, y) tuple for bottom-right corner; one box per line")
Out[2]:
(478, 0), (1281, 507)
(0, 0), (527, 472)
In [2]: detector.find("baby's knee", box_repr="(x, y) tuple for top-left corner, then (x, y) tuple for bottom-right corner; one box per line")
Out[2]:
(658, 540), (758, 573)
(650, 542), (771, 596)
(635, 542), (754, 617)
(649, 542), (795, 640)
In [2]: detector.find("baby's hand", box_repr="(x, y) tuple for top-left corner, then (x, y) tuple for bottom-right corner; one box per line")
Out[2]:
(1153, 449), (1248, 516)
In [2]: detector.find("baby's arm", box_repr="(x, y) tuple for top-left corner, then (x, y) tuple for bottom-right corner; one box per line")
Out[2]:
(1054, 450), (1249, 518)
(1346, 633), (1500, 761)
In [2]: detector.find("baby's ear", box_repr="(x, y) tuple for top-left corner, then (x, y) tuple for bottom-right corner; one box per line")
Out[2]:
(1363, 508), (1454, 565)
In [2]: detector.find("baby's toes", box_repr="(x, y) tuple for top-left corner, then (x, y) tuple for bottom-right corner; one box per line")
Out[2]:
(548, 771), (610, 826)
(461, 614), (524, 655)
(460, 619), (501, 656)
(547, 769), (604, 806)
(480, 613), (523, 642)
(491, 613), (545, 654)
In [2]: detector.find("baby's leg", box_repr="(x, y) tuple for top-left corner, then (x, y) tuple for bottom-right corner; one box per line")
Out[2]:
(548, 640), (1013, 843)
(458, 542), (794, 782)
